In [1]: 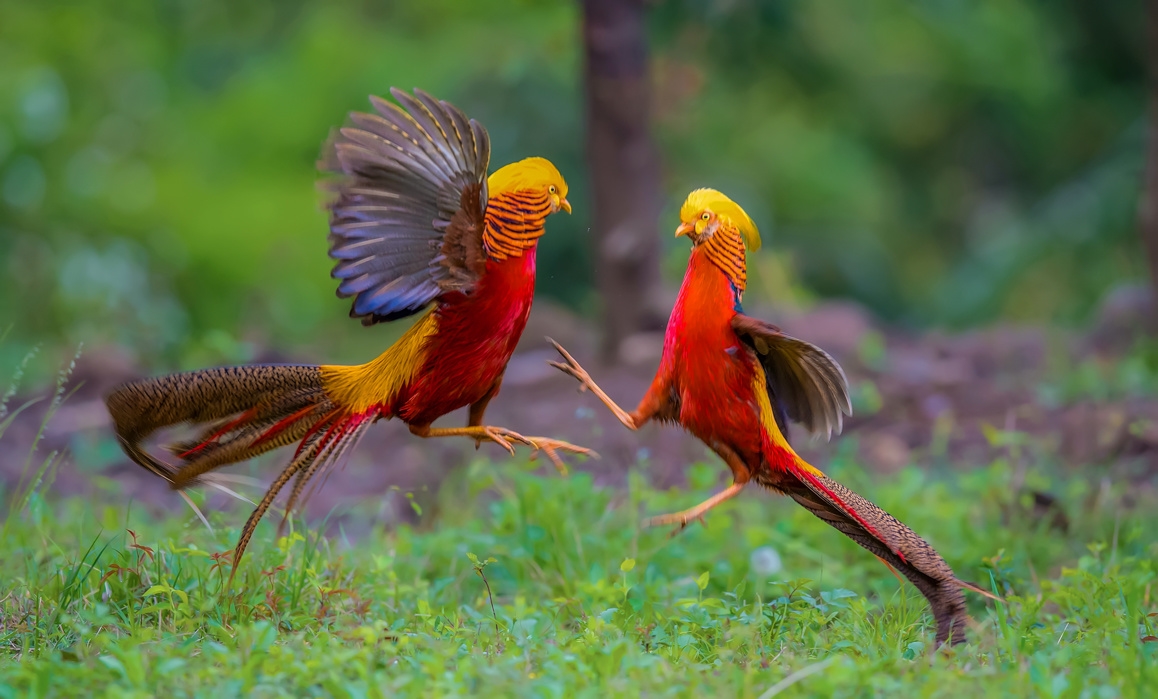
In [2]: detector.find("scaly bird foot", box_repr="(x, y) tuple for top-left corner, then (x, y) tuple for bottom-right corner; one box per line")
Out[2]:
(476, 426), (532, 456)
(547, 338), (637, 429)
(642, 510), (709, 538)
(546, 338), (595, 394)
(473, 427), (596, 474)
(640, 483), (748, 537)
(519, 436), (599, 476)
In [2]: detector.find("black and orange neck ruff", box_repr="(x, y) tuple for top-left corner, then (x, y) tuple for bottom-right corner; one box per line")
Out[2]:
(483, 189), (552, 260)
(700, 223), (748, 292)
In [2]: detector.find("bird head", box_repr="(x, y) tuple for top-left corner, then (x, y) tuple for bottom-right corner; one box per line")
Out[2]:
(487, 157), (571, 214)
(675, 188), (761, 252)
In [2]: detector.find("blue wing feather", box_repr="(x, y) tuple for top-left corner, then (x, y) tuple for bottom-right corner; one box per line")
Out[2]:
(322, 88), (491, 326)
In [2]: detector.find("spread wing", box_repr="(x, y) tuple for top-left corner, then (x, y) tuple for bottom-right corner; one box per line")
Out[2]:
(732, 313), (852, 440)
(321, 88), (491, 325)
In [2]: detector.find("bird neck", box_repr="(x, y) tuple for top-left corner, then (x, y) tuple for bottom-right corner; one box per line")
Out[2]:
(483, 189), (552, 261)
(669, 247), (743, 347)
(697, 223), (748, 294)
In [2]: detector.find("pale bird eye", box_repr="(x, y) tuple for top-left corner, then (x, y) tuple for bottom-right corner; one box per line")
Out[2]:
(701, 212), (710, 220)
(549, 185), (556, 194)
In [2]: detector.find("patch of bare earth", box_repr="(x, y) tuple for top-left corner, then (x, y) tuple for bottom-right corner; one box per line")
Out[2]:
(2, 294), (1156, 535)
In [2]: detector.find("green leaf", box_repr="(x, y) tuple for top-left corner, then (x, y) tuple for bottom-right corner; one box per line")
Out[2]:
(620, 558), (636, 573)
(97, 655), (127, 679)
(406, 492), (422, 516)
(276, 531), (305, 554)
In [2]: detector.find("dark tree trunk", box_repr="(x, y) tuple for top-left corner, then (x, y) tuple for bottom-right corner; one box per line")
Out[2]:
(1143, 0), (1158, 326)
(581, 0), (664, 363)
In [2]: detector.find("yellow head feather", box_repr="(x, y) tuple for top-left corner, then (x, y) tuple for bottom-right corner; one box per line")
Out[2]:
(487, 157), (568, 198)
(679, 188), (761, 252)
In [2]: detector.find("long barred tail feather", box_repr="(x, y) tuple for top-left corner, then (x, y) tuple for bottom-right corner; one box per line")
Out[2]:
(105, 364), (373, 577)
(106, 365), (331, 482)
(229, 414), (373, 579)
(229, 436), (319, 580)
(765, 466), (995, 646)
(278, 413), (371, 536)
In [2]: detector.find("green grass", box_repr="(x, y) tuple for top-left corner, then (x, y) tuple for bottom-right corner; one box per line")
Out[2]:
(0, 447), (1155, 697)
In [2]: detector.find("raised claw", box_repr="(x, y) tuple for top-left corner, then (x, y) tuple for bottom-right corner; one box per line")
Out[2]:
(546, 339), (593, 388)
(546, 338), (636, 429)
(547, 360), (591, 393)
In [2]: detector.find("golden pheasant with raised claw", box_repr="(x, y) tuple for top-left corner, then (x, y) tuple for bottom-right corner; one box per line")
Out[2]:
(549, 188), (995, 646)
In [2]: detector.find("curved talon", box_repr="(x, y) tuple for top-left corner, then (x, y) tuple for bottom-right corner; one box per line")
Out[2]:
(546, 338), (636, 429)
(546, 358), (579, 379)
(493, 427), (538, 449)
(417, 424), (584, 467)
(548, 359), (593, 394)
(640, 483), (746, 537)
(462, 421), (595, 476)
(546, 340), (594, 388)
(521, 436), (598, 475)
(482, 426), (521, 455)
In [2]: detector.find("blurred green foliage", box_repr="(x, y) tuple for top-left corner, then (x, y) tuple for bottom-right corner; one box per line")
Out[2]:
(0, 0), (587, 372)
(0, 0), (1147, 370)
(653, 0), (1145, 325)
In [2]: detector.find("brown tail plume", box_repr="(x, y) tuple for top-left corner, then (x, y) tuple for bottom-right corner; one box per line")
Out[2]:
(106, 364), (369, 573)
(107, 365), (331, 483)
(769, 469), (994, 646)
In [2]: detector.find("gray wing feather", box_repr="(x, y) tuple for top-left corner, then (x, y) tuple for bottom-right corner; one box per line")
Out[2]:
(322, 88), (491, 325)
(731, 314), (853, 440)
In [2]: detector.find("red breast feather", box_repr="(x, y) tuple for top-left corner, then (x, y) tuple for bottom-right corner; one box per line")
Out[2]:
(664, 248), (767, 463)
(398, 250), (537, 425)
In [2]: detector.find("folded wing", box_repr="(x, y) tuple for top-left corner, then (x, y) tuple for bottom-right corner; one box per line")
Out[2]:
(732, 313), (852, 440)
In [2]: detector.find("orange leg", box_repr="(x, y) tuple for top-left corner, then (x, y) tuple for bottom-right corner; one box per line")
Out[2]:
(408, 423), (595, 475)
(643, 481), (749, 535)
(467, 381), (502, 429)
(644, 443), (753, 536)
(547, 338), (637, 429)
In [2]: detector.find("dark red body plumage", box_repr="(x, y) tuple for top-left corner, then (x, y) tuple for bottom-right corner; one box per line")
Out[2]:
(398, 250), (537, 425)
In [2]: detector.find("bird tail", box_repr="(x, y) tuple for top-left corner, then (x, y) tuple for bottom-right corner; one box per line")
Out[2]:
(760, 447), (996, 646)
(106, 364), (373, 572)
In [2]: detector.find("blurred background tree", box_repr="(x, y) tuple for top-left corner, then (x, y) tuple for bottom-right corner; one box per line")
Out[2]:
(582, 0), (665, 362)
(0, 0), (1146, 374)
(1142, 0), (1158, 326)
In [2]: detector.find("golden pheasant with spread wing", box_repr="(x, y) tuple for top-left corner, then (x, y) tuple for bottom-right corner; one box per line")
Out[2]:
(107, 88), (590, 574)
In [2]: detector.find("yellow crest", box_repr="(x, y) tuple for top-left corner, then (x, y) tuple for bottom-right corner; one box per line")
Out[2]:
(487, 157), (568, 197)
(679, 188), (761, 252)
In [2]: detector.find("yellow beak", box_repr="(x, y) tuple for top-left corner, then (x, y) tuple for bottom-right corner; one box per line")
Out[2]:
(560, 198), (572, 214)
(675, 221), (695, 238)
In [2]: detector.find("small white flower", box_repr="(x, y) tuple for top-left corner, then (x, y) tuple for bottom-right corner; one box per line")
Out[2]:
(750, 546), (783, 576)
